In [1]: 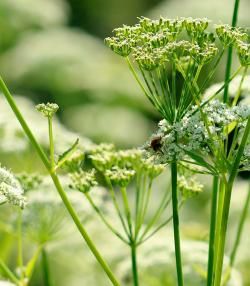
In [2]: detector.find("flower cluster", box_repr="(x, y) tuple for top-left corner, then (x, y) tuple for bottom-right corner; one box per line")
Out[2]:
(105, 17), (219, 69)
(216, 25), (249, 66)
(36, 102), (59, 118)
(0, 166), (26, 209)
(17, 173), (43, 192)
(105, 167), (135, 188)
(178, 175), (203, 200)
(215, 25), (247, 47)
(88, 145), (165, 184)
(241, 145), (250, 171)
(145, 100), (250, 163)
(236, 41), (250, 66)
(69, 169), (97, 193)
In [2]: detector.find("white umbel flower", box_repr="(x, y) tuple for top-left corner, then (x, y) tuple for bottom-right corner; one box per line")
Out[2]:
(0, 166), (26, 209)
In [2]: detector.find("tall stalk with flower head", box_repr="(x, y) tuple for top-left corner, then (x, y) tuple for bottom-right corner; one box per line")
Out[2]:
(105, 15), (250, 285)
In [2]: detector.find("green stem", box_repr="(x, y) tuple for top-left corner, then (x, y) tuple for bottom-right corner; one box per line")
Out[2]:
(0, 76), (50, 169)
(84, 193), (129, 244)
(17, 210), (24, 278)
(0, 76), (120, 286)
(230, 184), (250, 266)
(206, 176), (219, 286)
(232, 66), (248, 106)
(223, 0), (240, 103)
(214, 117), (250, 286)
(131, 242), (139, 286)
(0, 259), (20, 284)
(171, 161), (184, 286)
(121, 187), (133, 239)
(41, 248), (52, 286)
(48, 118), (55, 170)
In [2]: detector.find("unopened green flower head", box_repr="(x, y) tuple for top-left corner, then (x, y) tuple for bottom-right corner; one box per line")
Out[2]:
(60, 150), (84, 172)
(141, 159), (165, 179)
(105, 166), (135, 188)
(105, 17), (217, 66)
(178, 175), (203, 200)
(90, 143), (115, 154)
(69, 169), (97, 193)
(215, 25), (248, 47)
(117, 149), (143, 168)
(184, 17), (210, 39)
(36, 103), (59, 118)
(17, 173), (43, 192)
(90, 151), (117, 172)
(236, 41), (250, 66)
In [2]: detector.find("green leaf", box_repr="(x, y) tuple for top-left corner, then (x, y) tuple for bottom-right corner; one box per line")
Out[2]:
(25, 246), (43, 279)
(184, 150), (217, 174)
(56, 138), (79, 170)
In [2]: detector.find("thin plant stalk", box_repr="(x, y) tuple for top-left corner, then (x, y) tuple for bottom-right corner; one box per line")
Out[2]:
(0, 76), (121, 286)
(131, 242), (139, 286)
(41, 248), (52, 286)
(223, 0), (240, 103)
(0, 260), (20, 284)
(17, 210), (24, 279)
(230, 184), (250, 266)
(222, 184), (250, 285)
(206, 176), (219, 286)
(214, 117), (250, 286)
(171, 161), (184, 286)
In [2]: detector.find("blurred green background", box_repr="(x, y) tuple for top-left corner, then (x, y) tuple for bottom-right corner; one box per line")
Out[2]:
(0, 0), (250, 285)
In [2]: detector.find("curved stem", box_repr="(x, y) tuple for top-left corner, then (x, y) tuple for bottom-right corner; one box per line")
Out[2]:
(171, 161), (184, 286)
(0, 76), (121, 286)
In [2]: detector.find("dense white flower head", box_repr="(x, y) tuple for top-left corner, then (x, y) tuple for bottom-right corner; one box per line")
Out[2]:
(0, 166), (26, 209)
(145, 100), (250, 164)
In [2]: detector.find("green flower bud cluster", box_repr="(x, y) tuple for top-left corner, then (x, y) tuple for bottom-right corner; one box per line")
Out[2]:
(60, 150), (84, 172)
(216, 25), (248, 47)
(88, 145), (164, 185)
(69, 169), (97, 193)
(105, 166), (135, 187)
(141, 159), (165, 179)
(36, 103), (59, 118)
(178, 175), (203, 200)
(236, 41), (250, 66)
(89, 151), (118, 172)
(104, 37), (133, 57)
(105, 17), (219, 68)
(184, 17), (210, 40)
(190, 43), (218, 65)
(17, 173), (43, 192)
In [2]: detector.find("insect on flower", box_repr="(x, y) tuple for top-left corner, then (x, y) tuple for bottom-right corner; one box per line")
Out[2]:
(150, 135), (163, 152)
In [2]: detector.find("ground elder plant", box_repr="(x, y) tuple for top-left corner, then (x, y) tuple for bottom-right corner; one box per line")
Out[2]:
(105, 12), (250, 286)
(0, 2), (250, 285)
